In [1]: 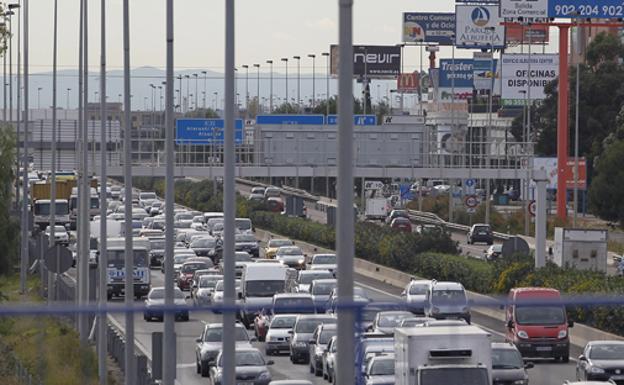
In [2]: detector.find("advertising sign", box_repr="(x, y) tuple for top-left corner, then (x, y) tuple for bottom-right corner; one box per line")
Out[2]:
(255, 115), (325, 125)
(473, 53), (499, 92)
(455, 5), (505, 49)
(402, 13), (456, 45)
(175, 119), (243, 145)
(397, 72), (420, 94)
(330, 45), (401, 78)
(531, 157), (587, 190)
(548, 0), (624, 18)
(326, 115), (377, 126)
(501, 53), (559, 106)
(501, 0), (548, 19)
(439, 59), (475, 89)
(505, 24), (550, 45)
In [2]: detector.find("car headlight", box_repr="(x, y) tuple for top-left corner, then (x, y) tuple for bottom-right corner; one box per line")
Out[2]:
(558, 330), (567, 339)
(590, 366), (605, 374)
(298, 258), (305, 264)
(512, 380), (527, 385)
(258, 371), (271, 380)
(209, 250), (215, 256)
(517, 330), (529, 339)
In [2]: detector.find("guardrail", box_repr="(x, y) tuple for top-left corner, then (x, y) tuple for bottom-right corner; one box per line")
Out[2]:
(407, 209), (513, 241)
(235, 177), (320, 202)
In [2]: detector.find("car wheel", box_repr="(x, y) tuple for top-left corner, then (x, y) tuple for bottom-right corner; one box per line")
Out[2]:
(200, 361), (210, 377)
(309, 363), (314, 373)
(183, 313), (189, 322)
(315, 365), (322, 377)
(143, 314), (149, 322)
(265, 348), (272, 356)
(561, 354), (569, 363)
(196, 359), (201, 374)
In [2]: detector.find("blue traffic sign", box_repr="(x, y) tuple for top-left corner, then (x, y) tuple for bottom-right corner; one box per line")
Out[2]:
(326, 115), (377, 126)
(175, 119), (244, 145)
(549, 0), (624, 18)
(256, 115), (325, 125)
(465, 178), (476, 187)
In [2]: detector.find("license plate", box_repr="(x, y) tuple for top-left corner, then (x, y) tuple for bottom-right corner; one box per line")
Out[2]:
(237, 382), (253, 385)
(536, 346), (552, 351)
(478, 232), (486, 235)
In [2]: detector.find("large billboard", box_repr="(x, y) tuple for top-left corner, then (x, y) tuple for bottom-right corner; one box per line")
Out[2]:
(501, 53), (559, 106)
(175, 119), (244, 145)
(473, 53), (499, 92)
(330, 45), (401, 79)
(500, 0), (548, 19)
(548, 0), (624, 18)
(402, 13), (455, 45)
(455, 5), (505, 49)
(397, 72), (420, 94)
(532, 157), (587, 190)
(506, 24), (550, 45)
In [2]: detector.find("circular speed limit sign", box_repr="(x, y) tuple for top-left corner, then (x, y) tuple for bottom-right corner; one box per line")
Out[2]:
(464, 195), (478, 208)
(528, 200), (536, 217)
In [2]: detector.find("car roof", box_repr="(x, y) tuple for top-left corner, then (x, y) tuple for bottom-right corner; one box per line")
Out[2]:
(311, 279), (337, 284)
(295, 314), (336, 321)
(300, 270), (332, 275)
(587, 340), (624, 346)
(432, 281), (464, 290)
(274, 293), (314, 299)
(377, 310), (412, 316)
(491, 342), (520, 350)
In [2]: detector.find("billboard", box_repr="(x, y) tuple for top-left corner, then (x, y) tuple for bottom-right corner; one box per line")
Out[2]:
(548, 0), (624, 18)
(532, 157), (587, 190)
(505, 24), (550, 45)
(439, 59), (475, 89)
(397, 72), (420, 94)
(500, 0), (548, 19)
(402, 13), (455, 45)
(501, 53), (559, 106)
(330, 45), (401, 79)
(473, 53), (499, 92)
(175, 119), (244, 145)
(455, 5), (505, 49)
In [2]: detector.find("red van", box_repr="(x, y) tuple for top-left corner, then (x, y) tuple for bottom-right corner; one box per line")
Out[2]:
(505, 287), (573, 362)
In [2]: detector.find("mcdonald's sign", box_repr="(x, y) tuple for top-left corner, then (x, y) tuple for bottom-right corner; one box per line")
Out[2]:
(397, 72), (420, 94)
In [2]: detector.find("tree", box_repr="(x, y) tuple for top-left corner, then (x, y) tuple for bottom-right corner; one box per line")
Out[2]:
(183, 108), (219, 119)
(0, 125), (18, 275)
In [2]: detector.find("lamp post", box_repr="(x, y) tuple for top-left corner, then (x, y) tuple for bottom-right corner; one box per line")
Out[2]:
(253, 64), (260, 115)
(213, 91), (218, 110)
(266, 60), (273, 112)
(184, 74), (190, 112)
(281, 57), (288, 104)
(321, 52), (329, 115)
(242, 64), (249, 117)
(37, 86), (41, 109)
(308, 54), (316, 108)
(201, 70), (207, 110)
(65, 88), (70, 119)
(293, 55), (301, 109)
(193, 73), (198, 111)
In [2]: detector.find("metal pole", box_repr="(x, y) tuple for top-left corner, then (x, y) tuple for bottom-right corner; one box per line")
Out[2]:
(293, 56), (300, 109)
(77, 0), (83, 307)
(3, 20), (6, 123)
(336, 3), (355, 385)
(309, 54), (316, 108)
(223, 1), (236, 385)
(573, 25), (580, 227)
(19, 0), (27, 296)
(282, 58), (288, 104)
(324, 52), (329, 116)
(485, 40), (494, 225)
(48, 0), (58, 305)
(122, 0), (135, 383)
(162, 0), (175, 383)
(266, 60), (273, 112)
(254, 64), (260, 114)
(400, 44), (404, 112)
(97, 0), (108, 382)
(242, 64), (248, 117)
(8, 11), (11, 125)
(194, 73), (198, 111)
(449, 39), (455, 223)
(202, 71), (207, 110)
(16, 2), (22, 224)
(525, 28), (533, 235)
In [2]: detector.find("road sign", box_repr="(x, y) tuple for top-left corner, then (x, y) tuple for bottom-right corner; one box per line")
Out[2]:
(175, 118), (244, 145)
(467, 207), (477, 214)
(528, 200), (537, 217)
(402, 13), (456, 45)
(464, 195), (479, 208)
(501, 237), (531, 258)
(501, 0), (548, 19)
(364, 181), (384, 190)
(44, 244), (74, 274)
(397, 73), (420, 94)
(326, 115), (377, 126)
(256, 115), (325, 125)
(465, 179), (476, 187)
(549, 0), (624, 18)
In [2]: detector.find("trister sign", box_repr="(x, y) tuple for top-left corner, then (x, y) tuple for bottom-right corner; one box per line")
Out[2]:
(501, 53), (559, 106)
(455, 5), (505, 49)
(330, 45), (401, 79)
(402, 13), (456, 45)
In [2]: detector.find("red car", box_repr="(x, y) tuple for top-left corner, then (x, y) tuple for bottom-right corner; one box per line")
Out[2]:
(390, 217), (412, 232)
(177, 258), (214, 291)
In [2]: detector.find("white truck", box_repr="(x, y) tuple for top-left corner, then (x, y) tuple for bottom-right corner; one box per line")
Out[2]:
(33, 199), (70, 230)
(394, 325), (492, 385)
(238, 263), (297, 328)
(364, 180), (388, 220)
(553, 227), (608, 272)
(105, 237), (151, 300)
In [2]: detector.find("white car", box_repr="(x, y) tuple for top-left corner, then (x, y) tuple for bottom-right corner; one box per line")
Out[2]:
(401, 279), (432, 314)
(44, 225), (69, 245)
(307, 253), (337, 275)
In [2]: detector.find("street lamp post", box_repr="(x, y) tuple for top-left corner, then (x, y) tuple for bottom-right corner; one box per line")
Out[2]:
(213, 91), (218, 110)
(201, 70), (207, 110)
(322, 52), (329, 116)
(293, 55), (301, 109)
(65, 88), (70, 119)
(266, 60), (273, 112)
(281, 58), (288, 105)
(37, 86), (41, 109)
(193, 73), (198, 111)
(253, 64), (260, 115)
(308, 54), (316, 108)
(242, 64), (249, 117)
(184, 74), (190, 112)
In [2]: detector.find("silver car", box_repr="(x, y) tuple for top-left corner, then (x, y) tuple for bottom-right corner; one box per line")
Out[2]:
(265, 314), (298, 356)
(209, 348), (273, 385)
(370, 311), (413, 335)
(322, 336), (337, 383)
(275, 246), (306, 270)
(401, 279), (432, 314)
(424, 281), (471, 324)
(194, 323), (254, 377)
(492, 342), (532, 385)
(307, 253), (337, 275)
(294, 270), (334, 293)
(193, 274), (224, 306)
(364, 353), (395, 385)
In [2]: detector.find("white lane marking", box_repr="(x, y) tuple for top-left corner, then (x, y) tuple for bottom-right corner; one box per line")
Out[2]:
(177, 363), (196, 368)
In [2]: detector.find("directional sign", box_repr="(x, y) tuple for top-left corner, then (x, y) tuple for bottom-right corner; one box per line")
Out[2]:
(256, 115), (325, 125)
(175, 119), (244, 145)
(326, 115), (377, 126)
(501, 0), (548, 19)
(549, 0), (624, 18)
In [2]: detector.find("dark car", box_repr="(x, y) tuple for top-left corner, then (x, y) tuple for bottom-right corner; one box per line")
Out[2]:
(177, 258), (214, 291)
(148, 237), (166, 268)
(467, 223), (493, 245)
(385, 209), (409, 224)
(309, 324), (337, 376)
(577, 341), (624, 383)
(289, 314), (336, 364)
(208, 348), (273, 385)
(492, 342), (532, 385)
(194, 322), (254, 377)
(235, 233), (260, 258)
(143, 287), (189, 322)
(390, 217), (412, 232)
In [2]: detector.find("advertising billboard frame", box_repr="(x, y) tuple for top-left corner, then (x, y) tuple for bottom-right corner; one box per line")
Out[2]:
(402, 12), (456, 45)
(455, 4), (506, 49)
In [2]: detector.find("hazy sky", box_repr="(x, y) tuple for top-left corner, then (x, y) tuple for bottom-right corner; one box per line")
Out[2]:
(23, 0), (558, 74)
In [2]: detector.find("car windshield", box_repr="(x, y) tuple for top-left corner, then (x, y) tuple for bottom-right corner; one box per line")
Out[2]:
(174, 255), (192, 264)
(378, 313), (409, 327)
(191, 238), (216, 248)
(420, 367), (489, 385)
(362, 309), (380, 322)
(312, 255), (336, 264)
(90, 197), (99, 209)
(515, 306), (566, 325)
(35, 202), (69, 215)
(474, 226), (490, 232)
(152, 221), (165, 230)
(319, 329), (336, 345)
(370, 359), (395, 376)
(199, 276), (223, 288)
(431, 289), (466, 305)
(203, 327), (248, 342)
(589, 344), (624, 360)
(176, 213), (194, 220)
(492, 348), (524, 369)
(181, 262), (211, 273)
(140, 193), (156, 200)
(269, 239), (293, 248)
(235, 219), (252, 230)
(107, 249), (148, 268)
(232, 351), (264, 367)
(295, 318), (336, 333)
(149, 289), (185, 300)
(215, 280), (240, 291)
(278, 247), (302, 256)
(212, 223), (224, 231)
(392, 211), (408, 218)
(245, 281), (285, 297)
(46, 226), (66, 233)
(270, 316), (297, 328)
(299, 272), (333, 284)
(311, 281), (336, 295)
(235, 253), (253, 262)
(409, 283), (429, 295)
(235, 234), (256, 243)
(150, 240), (166, 250)
(274, 298), (315, 314)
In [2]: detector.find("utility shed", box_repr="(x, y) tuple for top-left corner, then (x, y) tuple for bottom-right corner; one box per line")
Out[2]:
(553, 228), (608, 272)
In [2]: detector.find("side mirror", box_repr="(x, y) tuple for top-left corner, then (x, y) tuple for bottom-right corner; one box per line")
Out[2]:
(507, 320), (514, 329)
(238, 292), (243, 300)
(195, 337), (202, 343)
(309, 339), (316, 344)
(568, 320), (574, 328)
(266, 360), (274, 366)
(579, 354), (587, 361)
(400, 290), (406, 297)
(288, 330), (293, 335)
(524, 362), (534, 369)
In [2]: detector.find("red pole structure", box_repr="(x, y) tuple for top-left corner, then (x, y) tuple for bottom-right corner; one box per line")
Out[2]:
(557, 25), (570, 221)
